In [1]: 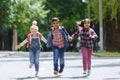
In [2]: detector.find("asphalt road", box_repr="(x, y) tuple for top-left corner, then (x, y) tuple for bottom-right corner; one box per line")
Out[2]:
(0, 51), (120, 80)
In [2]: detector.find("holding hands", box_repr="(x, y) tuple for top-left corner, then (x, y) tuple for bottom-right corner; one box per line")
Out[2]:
(69, 37), (74, 42)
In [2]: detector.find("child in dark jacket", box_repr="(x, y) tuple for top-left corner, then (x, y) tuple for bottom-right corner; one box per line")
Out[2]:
(47, 17), (70, 75)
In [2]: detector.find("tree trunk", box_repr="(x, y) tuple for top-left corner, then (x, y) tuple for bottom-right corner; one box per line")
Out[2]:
(12, 29), (17, 51)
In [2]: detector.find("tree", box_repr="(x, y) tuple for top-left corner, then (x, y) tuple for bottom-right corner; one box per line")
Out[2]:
(0, 0), (49, 50)
(44, 0), (87, 34)
(12, 0), (49, 50)
(90, 0), (120, 51)
(43, 0), (88, 51)
(0, 0), (13, 50)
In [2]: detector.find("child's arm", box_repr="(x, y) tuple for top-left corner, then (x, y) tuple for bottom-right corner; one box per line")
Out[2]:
(41, 36), (47, 44)
(71, 30), (79, 40)
(16, 38), (27, 49)
(69, 29), (80, 42)
(19, 38), (27, 46)
(37, 32), (47, 44)
(89, 29), (98, 39)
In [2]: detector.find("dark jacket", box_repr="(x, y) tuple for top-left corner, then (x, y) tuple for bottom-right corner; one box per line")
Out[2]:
(46, 26), (70, 48)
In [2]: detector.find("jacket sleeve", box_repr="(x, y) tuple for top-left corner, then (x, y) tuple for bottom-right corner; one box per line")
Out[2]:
(41, 36), (47, 44)
(62, 27), (70, 38)
(19, 38), (27, 47)
(38, 32), (47, 44)
(46, 30), (52, 48)
(71, 30), (79, 39)
(91, 29), (98, 38)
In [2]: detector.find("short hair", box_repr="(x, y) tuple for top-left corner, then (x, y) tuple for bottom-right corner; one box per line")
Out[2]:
(52, 17), (60, 22)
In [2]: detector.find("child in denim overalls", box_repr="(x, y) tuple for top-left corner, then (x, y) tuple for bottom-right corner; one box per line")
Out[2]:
(17, 25), (47, 77)
(16, 20), (46, 49)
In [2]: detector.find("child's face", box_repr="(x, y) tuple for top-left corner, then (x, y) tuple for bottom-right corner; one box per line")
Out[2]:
(30, 28), (37, 34)
(84, 21), (90, 28)
(52, 21), (59, 29)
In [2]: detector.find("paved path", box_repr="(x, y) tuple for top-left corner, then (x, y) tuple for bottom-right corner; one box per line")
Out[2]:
(0, 51), (120, 80)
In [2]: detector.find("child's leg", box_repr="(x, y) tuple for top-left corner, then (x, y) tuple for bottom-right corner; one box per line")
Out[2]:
(81, 47), (88, 71)
(88, 49), (92, 70)
(29, 48), (35, 68)
(59, 47), (65, 73)
(34, 49), (40, 76)
(53, 46), (59, 72)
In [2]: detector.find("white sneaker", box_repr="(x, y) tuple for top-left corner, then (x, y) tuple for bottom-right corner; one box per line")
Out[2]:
(83, 70), (87, 74)
(88, 70), (91, 75)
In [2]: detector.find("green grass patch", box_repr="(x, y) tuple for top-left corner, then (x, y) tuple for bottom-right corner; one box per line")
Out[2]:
(93, 50), (120, 57)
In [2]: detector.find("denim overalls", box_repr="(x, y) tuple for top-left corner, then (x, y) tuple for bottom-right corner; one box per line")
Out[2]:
(29, 35), (40, 71)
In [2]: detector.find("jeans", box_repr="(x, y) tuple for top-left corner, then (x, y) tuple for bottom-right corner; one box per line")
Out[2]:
(52, 46), (66, 71)
(29, 47), (40, 71)
(81, 47), (92, 71)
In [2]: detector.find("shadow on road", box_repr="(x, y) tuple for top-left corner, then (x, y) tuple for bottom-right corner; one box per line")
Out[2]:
(12, 75), (89, 80)
(12, 76), (36, 80)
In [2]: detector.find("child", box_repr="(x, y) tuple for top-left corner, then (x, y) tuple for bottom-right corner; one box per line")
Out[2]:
(70, 18), (98, 76)
(17, 25), (47, 77)
(16, 20), (46, 49)
(46, 17), (70, 75)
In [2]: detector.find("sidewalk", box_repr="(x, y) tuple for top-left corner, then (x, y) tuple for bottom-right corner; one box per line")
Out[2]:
(0, 51), (81, 58)
(0, 51), (119, 59)
(0, 51), (17, 58)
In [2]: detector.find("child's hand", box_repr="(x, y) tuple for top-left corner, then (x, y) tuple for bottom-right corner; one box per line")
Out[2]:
(40, 45), (43, 51)
(16, 45), (21, 49)
(69, 37), (73, 42)
(89, 35), (95, 39)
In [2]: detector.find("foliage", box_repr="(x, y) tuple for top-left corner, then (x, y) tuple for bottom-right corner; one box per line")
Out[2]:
(90, 0), (120, 26)
(0, 0), (12, 33)
(44, 0), (87, 34)
(9, 0), (49, 40)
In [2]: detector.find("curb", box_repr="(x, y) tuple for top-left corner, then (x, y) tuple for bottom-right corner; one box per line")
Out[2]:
(0, 51), (17, 58)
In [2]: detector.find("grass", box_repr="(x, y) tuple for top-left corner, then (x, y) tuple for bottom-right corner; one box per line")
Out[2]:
(93, 50), (120, 57)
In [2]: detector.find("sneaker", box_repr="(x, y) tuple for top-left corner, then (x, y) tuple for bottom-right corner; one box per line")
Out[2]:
(29, 63), (34, 69)
(54, 71), (58, 75)
(88, 70), (91, 75)
(59, 69), (63, 73)
(83, 70), (87, 74)
(35, 71), (38, 77)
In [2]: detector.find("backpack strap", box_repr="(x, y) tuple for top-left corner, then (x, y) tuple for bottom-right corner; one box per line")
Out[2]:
(78, 27), (83, 35)
(78, 27), (93, 36)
